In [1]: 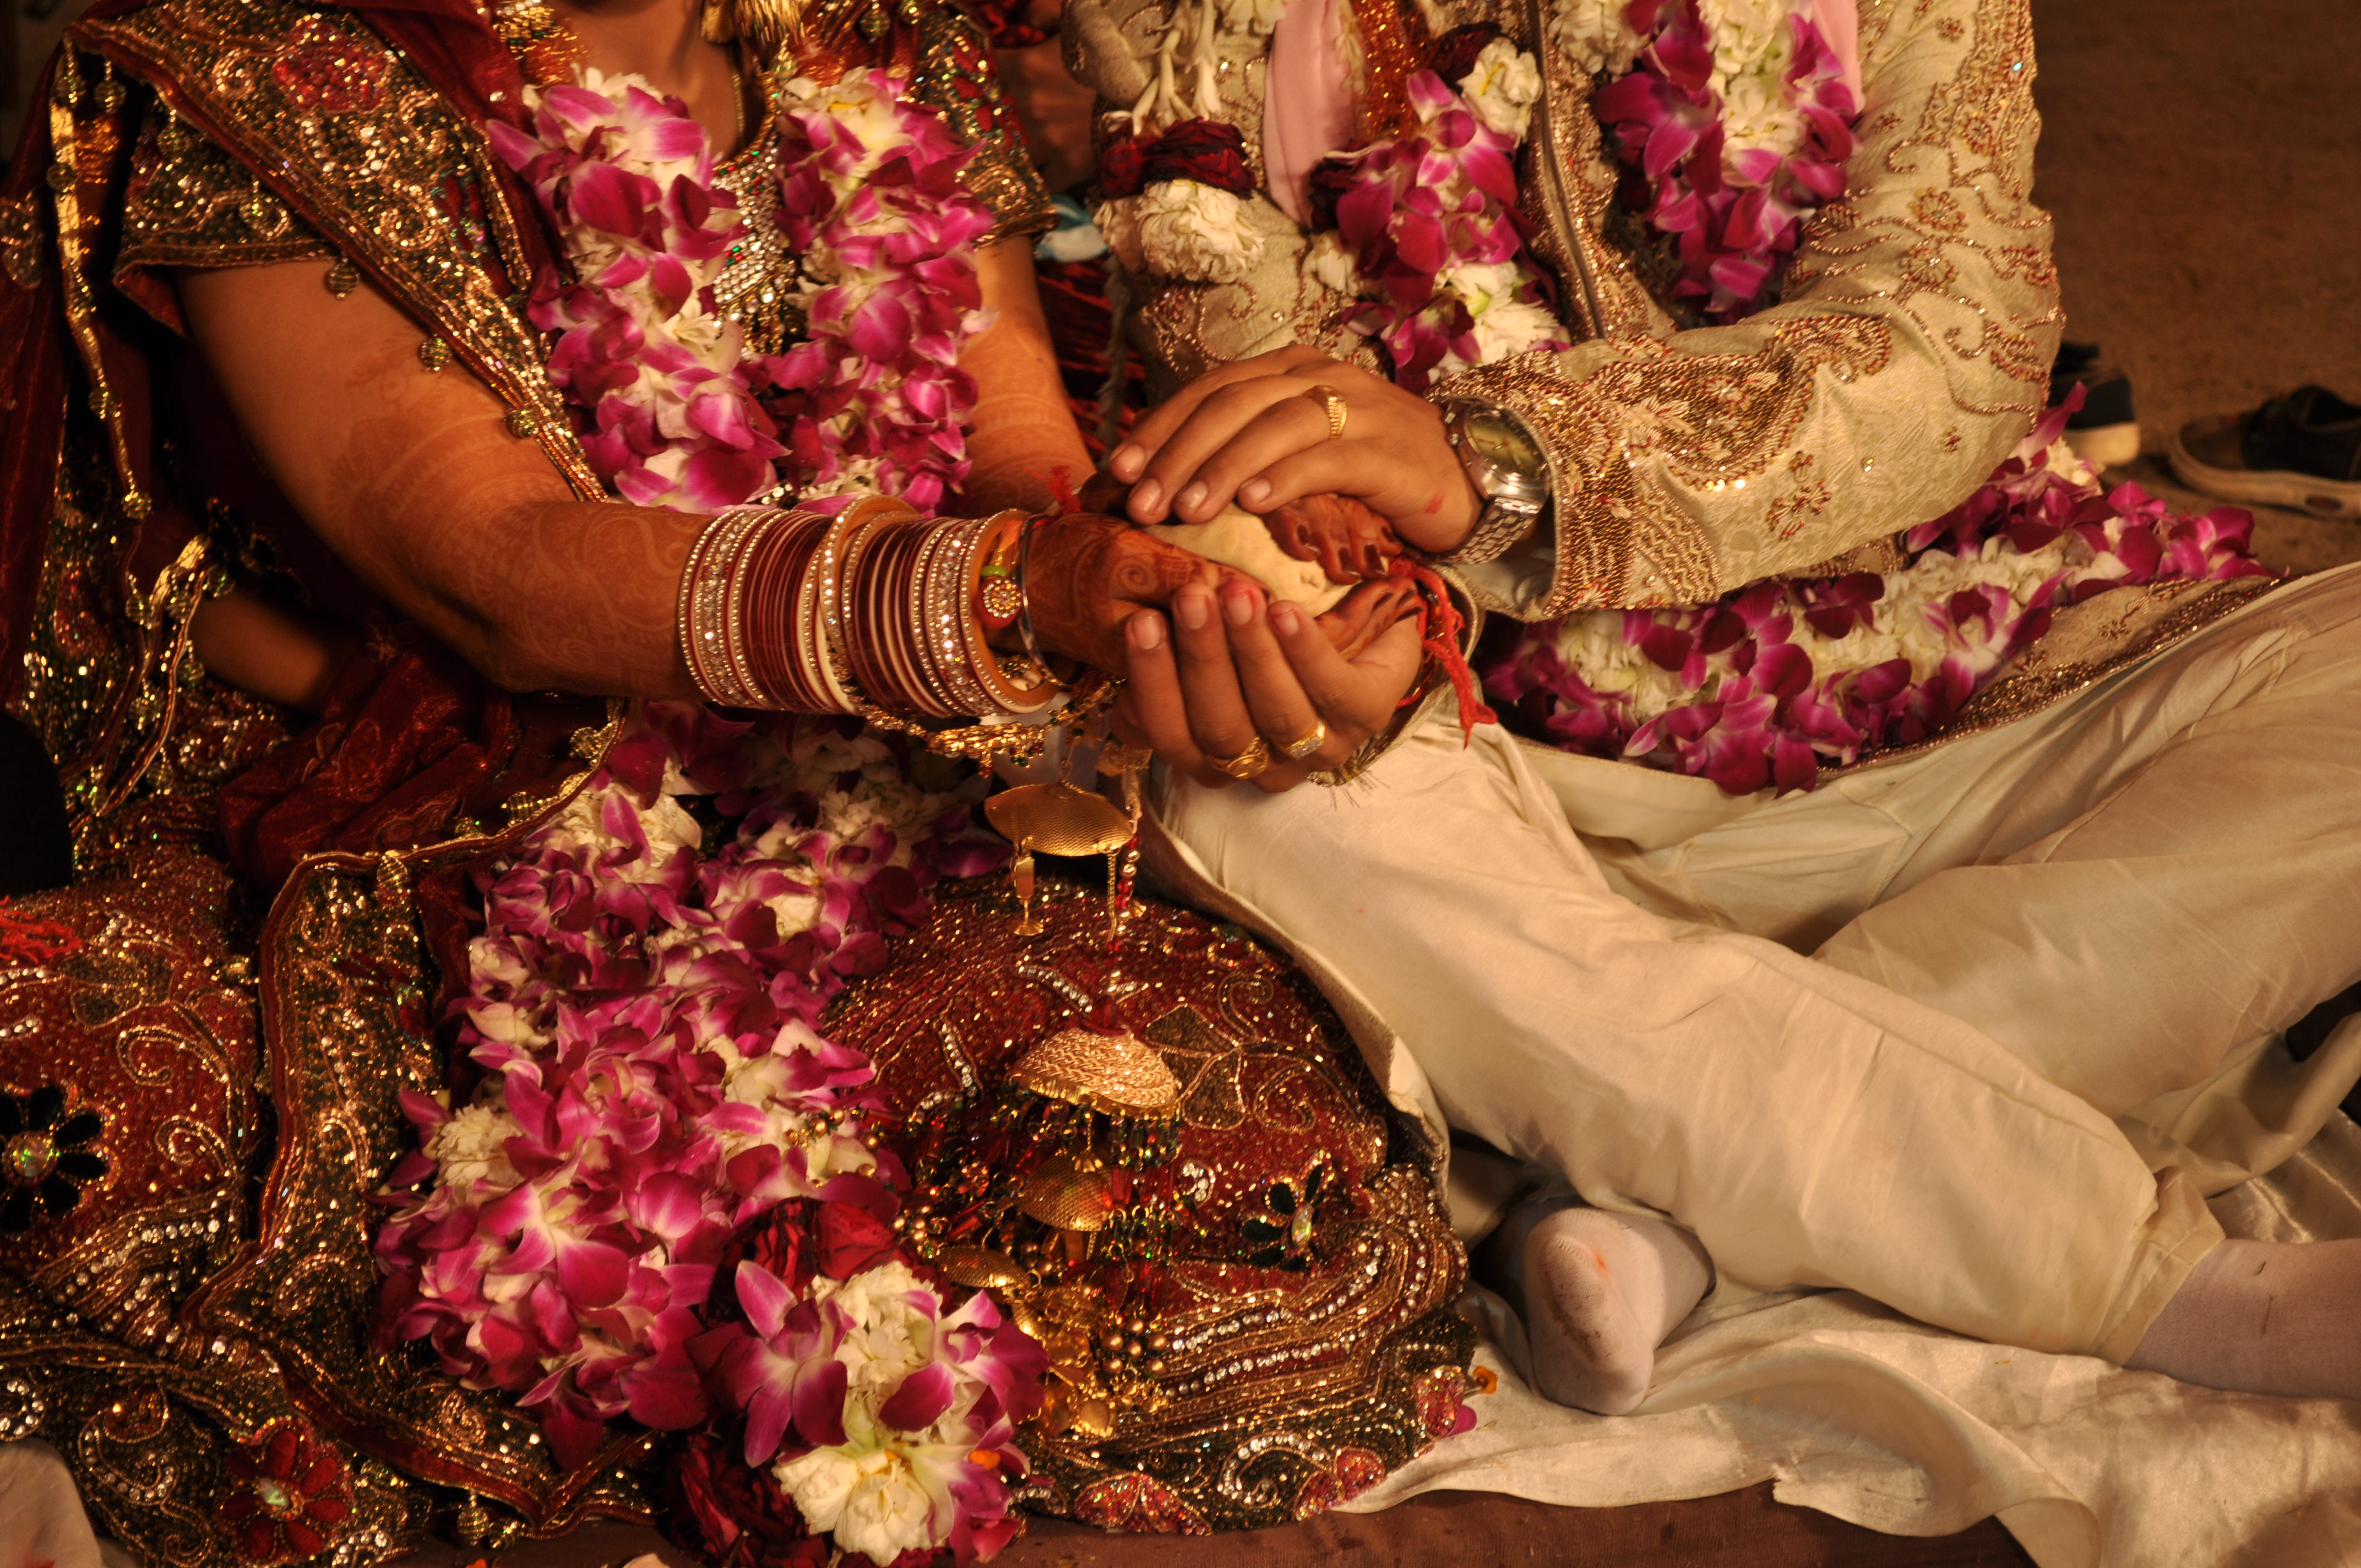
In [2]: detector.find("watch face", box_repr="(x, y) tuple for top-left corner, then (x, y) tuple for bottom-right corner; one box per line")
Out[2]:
(1462, 408), (1543, 474)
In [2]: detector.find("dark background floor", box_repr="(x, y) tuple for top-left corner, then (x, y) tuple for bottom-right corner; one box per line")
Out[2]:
(8, 0), (2358, 1562)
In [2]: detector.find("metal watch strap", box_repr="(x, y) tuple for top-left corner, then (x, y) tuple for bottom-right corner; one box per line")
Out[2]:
(1432, 401), (1551, 568)
(1433, 491), (1546, 568)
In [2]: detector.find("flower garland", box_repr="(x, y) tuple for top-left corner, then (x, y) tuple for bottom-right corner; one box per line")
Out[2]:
(1590, 0), (1857, 322)
(1479, 402), (2272, 794)
(491, 72), (787, 510)
(1305, 32), (1567, 391)
(769, 69), (998, 511)
(490, 67), (995, 514)
(1095, 117), (1266, 285)
(376, 709), (1039, 1560)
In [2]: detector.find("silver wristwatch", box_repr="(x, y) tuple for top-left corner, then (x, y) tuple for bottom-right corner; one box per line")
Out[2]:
(1435, 399), (1553, 568)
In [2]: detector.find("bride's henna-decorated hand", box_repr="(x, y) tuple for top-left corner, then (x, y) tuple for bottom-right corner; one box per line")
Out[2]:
(1266, 493), (1404, 583)
(1315, 574), (1422, 660)
(1020, 514), (1234, 674)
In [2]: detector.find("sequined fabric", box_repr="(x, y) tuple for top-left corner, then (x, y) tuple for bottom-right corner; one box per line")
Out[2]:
(836, 876), (1477, 1531)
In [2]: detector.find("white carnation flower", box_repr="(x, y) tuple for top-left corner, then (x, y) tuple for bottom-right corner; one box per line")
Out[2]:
(1470, 297), (1564, 364)
(1549, 0), (1646, 76)
(429, 1099), (524, 1199)
(1304, 230), (1364, 297)
(1460, 39), (1542, 139)
(1100, 181), (1265, 284)
(818, 1259), (938, 1396)
(1718, 62), (1805, 155)
(775, 1441), (943, 1565)
(544, 777), (703, 876)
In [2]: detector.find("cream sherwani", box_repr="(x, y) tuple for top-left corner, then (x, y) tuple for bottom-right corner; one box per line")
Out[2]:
(1075, 0), (2361, 1555)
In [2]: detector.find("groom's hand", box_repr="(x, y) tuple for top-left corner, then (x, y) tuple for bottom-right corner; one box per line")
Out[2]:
(1105, 346), (1482, 556)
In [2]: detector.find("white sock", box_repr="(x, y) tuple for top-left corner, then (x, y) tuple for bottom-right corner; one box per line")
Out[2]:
(2126, 1237), (2361, 1400)
(1478, 1197), (1713, 1415)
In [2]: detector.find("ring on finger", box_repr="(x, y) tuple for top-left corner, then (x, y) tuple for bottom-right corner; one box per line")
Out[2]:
(1274, 717), (1328, 762)
(1305, 384), (1348, 441)
(1206, 735), (1273, 781)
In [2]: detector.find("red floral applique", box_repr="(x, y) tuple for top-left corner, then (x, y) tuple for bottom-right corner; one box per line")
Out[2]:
(219, 1421), (355, 1564)
(0, 901), (80, 967)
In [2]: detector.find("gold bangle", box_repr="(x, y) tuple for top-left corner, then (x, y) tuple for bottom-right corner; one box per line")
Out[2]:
(1206, 734), (1272, 781)
(1275, 716), (1328, 761)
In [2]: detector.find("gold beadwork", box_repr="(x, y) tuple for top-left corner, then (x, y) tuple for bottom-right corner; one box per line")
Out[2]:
(503, 410), (539, 438)
(324, 258), (360, 297)
(417, 337), (451, 372)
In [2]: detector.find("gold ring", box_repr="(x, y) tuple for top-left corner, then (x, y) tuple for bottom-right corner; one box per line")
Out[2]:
(1306, 383), (1347, 441)
(1276, 717), (1328, 762)
(1206, 735), (1272, 781)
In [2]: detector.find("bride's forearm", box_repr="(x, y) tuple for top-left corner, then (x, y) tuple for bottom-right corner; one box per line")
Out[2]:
(959, 240), (1091, 515)
(182, 259), (700, 698)
(427, 496), (702, 697)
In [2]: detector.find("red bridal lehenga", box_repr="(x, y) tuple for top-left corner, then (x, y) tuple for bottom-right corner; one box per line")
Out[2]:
(0, 0), (1475, 1560)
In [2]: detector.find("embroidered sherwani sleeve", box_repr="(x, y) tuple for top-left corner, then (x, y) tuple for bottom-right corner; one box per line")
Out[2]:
(1439, 0), (2060, 619)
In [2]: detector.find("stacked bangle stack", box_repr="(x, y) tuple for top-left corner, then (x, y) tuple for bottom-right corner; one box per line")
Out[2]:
(677, 499), (1057, 725)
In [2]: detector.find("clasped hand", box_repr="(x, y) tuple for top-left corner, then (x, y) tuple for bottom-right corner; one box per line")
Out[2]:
(1026, 346), (1479, 791)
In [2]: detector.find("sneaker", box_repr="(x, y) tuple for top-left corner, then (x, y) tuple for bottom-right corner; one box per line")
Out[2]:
(2049, 341), (2140, 468)
(2170, 385), (2361, 519)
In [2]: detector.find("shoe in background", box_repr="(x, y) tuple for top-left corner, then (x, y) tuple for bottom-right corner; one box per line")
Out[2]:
(2049, 341), (2141, 469)
(2172, 385), (2361, 520)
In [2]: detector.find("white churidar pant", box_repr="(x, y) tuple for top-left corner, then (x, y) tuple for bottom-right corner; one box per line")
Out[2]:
(1150, 563), (2361, 1363)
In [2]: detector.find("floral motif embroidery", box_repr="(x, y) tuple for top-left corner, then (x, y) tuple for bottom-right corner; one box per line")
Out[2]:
(267, 15), (391, 115)
(0, 1085), (107, 1232)
(219, 1421), (355, 1565)
(0, 902), (81, 968)
(1240, 1163), (1330, 1270)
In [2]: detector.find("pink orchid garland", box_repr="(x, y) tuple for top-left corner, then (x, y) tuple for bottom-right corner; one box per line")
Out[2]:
(1319, 63), (1568, 391)
(768, 70), (998, 511)
(490, 68), (996, 515)
(375, 706), (1035, 1559)
(1480, 402), (2271, 795)
(491, 73), (790, 510)
(1593, 0), (1858, 323)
